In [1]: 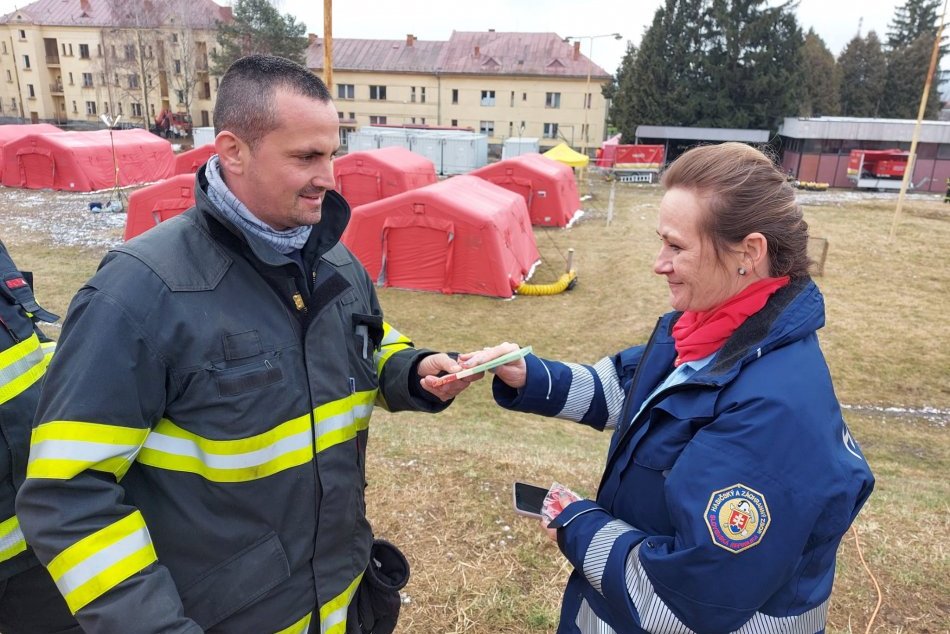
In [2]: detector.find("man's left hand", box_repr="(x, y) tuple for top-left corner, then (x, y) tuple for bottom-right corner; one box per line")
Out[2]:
(417, 353), (482, 401)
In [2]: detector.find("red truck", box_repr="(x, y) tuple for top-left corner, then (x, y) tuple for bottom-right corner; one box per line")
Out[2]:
(847, 149), (909, 189)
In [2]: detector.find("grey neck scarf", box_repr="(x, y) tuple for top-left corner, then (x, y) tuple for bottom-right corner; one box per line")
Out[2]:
(205, 155), (311, 254)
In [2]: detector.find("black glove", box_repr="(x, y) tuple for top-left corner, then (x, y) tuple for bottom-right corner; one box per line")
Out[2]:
(346, 539), (410, 634)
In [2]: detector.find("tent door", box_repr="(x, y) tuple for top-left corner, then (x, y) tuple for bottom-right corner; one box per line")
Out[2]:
(17, 148), (55, 189)
(381, 225), (454, 293)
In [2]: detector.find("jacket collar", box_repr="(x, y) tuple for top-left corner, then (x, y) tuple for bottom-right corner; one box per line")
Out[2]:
(194, 164), (352, 269)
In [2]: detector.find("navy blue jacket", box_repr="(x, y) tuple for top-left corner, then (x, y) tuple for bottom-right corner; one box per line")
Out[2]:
(494, 278), (874, 634)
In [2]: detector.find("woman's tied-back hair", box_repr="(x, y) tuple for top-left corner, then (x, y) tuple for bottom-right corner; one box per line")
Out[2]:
(213, 54), (332, 150)
(660, 142), (812, 278)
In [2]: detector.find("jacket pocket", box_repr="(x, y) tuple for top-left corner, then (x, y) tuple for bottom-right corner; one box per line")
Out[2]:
(213, 352), (284, 397)
(179, 531), (291, 630)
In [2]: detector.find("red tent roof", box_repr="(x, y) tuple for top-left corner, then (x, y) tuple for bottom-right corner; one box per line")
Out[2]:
(125, 173), (195, 241)
(0, 123), (61, 180)
(1, 128), (175, 191)
(342, 175), (540, 298)
(334, 147), (437, 208)
(470, 153), (581, 227)
(174, 144), (215, 175)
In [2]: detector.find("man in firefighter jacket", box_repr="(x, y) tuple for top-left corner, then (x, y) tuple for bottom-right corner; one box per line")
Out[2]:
(0, 240), (81, 633)
(16, 55), (474, 634)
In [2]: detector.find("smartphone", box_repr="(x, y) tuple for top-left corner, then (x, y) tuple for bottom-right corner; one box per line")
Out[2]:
(512, 481), (548, 519)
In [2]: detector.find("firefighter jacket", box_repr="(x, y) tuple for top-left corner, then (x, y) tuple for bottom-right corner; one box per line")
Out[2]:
(0, 239), (57, 580)
(493, 277), (875, 634)
(16, 167), (449, 634)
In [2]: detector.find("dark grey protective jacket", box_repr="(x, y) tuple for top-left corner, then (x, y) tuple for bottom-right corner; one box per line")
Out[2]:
(0, 240), (57, 580)
(16, 167), (446, 633)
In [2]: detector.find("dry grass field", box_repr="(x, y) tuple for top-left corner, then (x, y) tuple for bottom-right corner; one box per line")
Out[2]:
(1, 176), (947, 633)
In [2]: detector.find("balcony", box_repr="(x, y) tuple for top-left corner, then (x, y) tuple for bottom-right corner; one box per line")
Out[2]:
(50, 81), (64, 94)
(46, 54), (61, 66)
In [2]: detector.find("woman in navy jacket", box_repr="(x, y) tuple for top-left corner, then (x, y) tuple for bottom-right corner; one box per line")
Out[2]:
(468, 143), (874, 634)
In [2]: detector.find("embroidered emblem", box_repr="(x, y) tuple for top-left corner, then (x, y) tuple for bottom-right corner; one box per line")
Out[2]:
(705, 484), (770, 553)
(5, 277), (27, 290)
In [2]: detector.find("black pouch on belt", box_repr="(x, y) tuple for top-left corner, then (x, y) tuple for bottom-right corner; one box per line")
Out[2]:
(346, 539), (410, 634)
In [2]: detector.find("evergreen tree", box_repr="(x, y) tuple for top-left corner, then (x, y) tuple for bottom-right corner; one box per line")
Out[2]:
(887, 0), (942, 48)
(880, 33), (943, 118)
(604, 43), (638, 142)
(211, 0), (308, 75)
(838, 31), (887, 117)
(799, 29), (840, 117)
(700, 0), (804, 130)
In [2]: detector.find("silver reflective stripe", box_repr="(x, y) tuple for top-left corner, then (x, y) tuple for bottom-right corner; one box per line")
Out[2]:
(733, 599), (828, 634)
(29, 439), (140, 465)
(54, 526), (151, 597)
(559, 362), (595, 421)
(0, 517), (25, 555)
(592, 357), (624, 429)
(315, 402), (373, 437)
(624, 543), (696, 634)
(583, 519), (633, 595)
(143, 428), (312, 469)
(0, 342), (45, 384)
(320, 605), (346, 634)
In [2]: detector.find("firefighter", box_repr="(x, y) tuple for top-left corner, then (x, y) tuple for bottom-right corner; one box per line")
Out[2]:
(16, 55), (477, 633)
(0, 240), (81, 633)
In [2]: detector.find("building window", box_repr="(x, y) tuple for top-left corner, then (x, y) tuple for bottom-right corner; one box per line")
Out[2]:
(103, 102), (109, 114)
(1, 42), (6, 54)
(451, 89), (458, 104)
(509, 122), (513, 137)
(581, 123), (589, 140)
(174, 59), (181, 74)
(420, 87), (426, 103)
(5, 70), (11, 82)
(27, 84), (35, 98)
(479, 120), (494, 136)
(82, 72), (93, 87)
(420, 117), (425, 124)
(369, 85), (386, 100)
(18, 29), (26, 40)
(523, 92), (527, 101)
(68, 72), (74, 85)
(201, 110), (210, 127)
(113, 73), (119, 86)
(451, 119), (458, 127)
(171, 33), (178, 44)
(585, 93), (592, 109)
(12, 97), (17, 111)
(410, 86), (416, 103)
(176, 90), (184, 104)
(543, 123), (558, 139)
(85, 100), (96, 115)
(369, 115), (387, 125)
(71, 100), (77, 113)
(68, 43), (73, 56)
(117, 102), (123, 115)
(128, 74), (139, 89)
(337, 83), (354, 100)
(61, 43), (67, 56)
(124, 44), (136, 61)
(510, 91), (515, 107)
(131, 102), (142, 117)
(480, 90), (495, 106)
(545, 92), (561, 108)
(150, 103), (155, 116)
(22, 55), (30, 69)
(97, 44), (102, 57)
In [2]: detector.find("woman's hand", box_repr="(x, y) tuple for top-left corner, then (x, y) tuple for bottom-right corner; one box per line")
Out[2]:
(458, 341), (527, 389)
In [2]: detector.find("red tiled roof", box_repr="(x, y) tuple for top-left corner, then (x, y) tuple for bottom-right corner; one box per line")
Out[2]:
(0, 0), (230, 29)
(308, 31), (610, 79)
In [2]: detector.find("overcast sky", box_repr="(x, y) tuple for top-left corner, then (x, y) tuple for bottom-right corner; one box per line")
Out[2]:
(0, 0), (919, 73)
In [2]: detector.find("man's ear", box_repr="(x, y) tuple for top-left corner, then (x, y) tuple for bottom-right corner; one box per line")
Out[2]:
(742, 232), (769, 275)
(214, 131), (246, 176)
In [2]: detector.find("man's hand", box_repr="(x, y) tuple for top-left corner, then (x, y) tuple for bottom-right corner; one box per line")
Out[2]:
(418, 353), (481, 401)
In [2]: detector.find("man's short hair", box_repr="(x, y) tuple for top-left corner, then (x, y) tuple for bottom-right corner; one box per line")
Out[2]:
(213, 54), (332, 149)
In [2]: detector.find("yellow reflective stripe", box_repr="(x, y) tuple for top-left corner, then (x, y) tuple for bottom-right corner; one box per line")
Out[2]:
(137, 413), (313, 483)
(375, 322), (411, 375)
(274, 612), (312, 634)
(320, 572), (363, 634)
(314, 390), (375, 453)
(0, 334), (49, 406)
(0, 515), (27, 563)
(27, 421), (149, 480)
(47, 511), (156, 614)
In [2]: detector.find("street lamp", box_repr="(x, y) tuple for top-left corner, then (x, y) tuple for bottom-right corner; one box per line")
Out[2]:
(563, 33), (622, 160)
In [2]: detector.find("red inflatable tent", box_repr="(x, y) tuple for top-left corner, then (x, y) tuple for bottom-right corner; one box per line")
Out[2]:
(333, 147), (437, 208)
(469, 153), (581, 227)
(124, 173), (196, 241)
(174, 143), (215, 175)
(342, 175), (540, 298)
(0, 123), (61, 181)
(1, 128), (174, 191)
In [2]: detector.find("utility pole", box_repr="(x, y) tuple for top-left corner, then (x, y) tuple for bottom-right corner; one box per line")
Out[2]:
(323, 0), (332, 91)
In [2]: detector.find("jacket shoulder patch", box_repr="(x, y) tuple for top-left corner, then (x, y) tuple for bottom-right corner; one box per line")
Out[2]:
(705, 483), (770, 553)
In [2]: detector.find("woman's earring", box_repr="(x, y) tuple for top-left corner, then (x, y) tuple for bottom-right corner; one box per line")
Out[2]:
(738, 267), (747, 276)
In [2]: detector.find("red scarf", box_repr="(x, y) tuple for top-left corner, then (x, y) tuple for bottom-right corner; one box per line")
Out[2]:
(672, 276), (790, 366)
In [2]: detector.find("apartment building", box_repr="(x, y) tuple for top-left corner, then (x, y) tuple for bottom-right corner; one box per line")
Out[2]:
(309, 30), (613, 155)
(0, 0), (228, 130)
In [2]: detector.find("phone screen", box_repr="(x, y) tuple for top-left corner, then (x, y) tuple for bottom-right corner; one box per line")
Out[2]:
(512, 482), (548, 518)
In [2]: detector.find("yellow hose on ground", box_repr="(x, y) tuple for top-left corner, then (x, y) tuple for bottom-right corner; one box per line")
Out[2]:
(515, 270), (578, 296)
